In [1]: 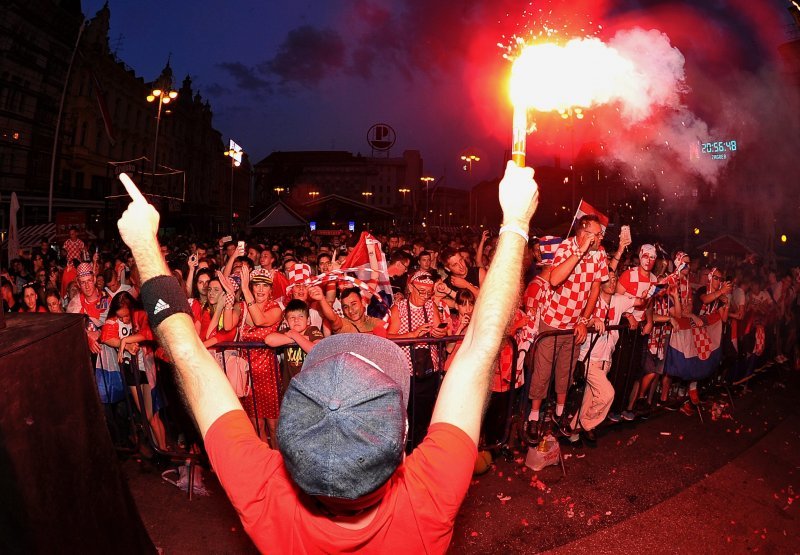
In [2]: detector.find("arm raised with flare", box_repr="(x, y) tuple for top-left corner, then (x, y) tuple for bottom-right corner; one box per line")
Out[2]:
(430, 161), (538, 444)
(116, 174), (240, 438)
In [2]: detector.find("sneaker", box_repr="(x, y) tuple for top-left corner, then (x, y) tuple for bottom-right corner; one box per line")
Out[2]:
(567, 432), (581, 444)
(680, 401), (695, 416)
(661, 400), (681, 412)
(688, 388), (700, 405)
(621, 410), (635, 421)
(523, 419), (541, 445)
(606, 412), (622, 423)
(633, 398), (651, 417)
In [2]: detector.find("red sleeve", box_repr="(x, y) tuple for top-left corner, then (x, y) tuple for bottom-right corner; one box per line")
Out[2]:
(204, 410), (282, 519)
(100, 318), (119, 343)
(133, 310), (154, 341)
(404, 423), (477, 537)
(190, 299), (202, 322)
(618, 269), (635, 295)
(596, 254), (609, 282)
(551, 240), (571, 267)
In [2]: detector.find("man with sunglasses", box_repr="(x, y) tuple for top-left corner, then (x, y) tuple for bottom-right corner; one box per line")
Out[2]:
(525, 214), (609, 442)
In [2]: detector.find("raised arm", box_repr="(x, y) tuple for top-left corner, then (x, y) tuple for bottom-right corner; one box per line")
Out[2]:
(430, 161), (538, 444)
(116, 174), (240, 438)
(308, 285), (343, 331)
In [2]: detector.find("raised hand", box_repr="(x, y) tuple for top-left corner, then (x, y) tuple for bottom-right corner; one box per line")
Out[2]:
(117, 173), (160, 254)
(307, 285), (324, 301)
(217, 271), (235, 294)
(498, 161), (538, 229)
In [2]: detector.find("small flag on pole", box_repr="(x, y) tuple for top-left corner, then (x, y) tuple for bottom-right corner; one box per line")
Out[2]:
(574, 199), (609, 232)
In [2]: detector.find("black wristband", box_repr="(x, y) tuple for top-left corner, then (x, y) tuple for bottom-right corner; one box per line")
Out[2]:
(140, 275), (192, 329)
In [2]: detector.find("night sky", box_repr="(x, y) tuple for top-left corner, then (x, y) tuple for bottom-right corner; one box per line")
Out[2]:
(81, 0), (797, 191)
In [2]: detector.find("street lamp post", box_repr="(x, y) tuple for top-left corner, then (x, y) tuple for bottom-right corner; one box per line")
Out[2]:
(460, 154), (480, 225)
(420, 176), (434, 229)
(398, 187), (411, 227)
(146, 84), (178, 192)
(460, 154), (480, 172)
(361, 191), (373, 203)
(224, 139), (243, 234)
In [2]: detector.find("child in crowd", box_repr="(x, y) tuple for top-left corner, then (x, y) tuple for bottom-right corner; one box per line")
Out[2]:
(265, 299), (323, 394)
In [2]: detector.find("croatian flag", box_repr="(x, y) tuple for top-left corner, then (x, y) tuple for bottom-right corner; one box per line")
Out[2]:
(664, 313), (723, 380)
(341, 232), (393, 312)
(537, 235), (562, 266)
(574, 199), (609, 232)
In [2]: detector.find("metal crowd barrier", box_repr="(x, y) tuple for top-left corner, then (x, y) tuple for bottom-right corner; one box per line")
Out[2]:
(215, 335), (507, 450)
(117, 319), (744, 491)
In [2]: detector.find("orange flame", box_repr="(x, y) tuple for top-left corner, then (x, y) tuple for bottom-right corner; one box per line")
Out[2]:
(509, 37), (637, 165)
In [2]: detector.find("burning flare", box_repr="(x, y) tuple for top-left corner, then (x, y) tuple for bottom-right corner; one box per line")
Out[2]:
(508, 29), (690, 166)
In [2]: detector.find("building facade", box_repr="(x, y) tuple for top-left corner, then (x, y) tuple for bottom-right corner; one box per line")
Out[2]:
(252, 149), (424, 229)
(0, 1), (245, 239)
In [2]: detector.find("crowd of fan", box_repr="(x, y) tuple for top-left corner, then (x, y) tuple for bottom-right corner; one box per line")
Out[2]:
(2, 222), (798, 459)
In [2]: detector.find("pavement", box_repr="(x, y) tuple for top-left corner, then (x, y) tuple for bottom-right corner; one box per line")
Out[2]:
(123, 362), (799, 554)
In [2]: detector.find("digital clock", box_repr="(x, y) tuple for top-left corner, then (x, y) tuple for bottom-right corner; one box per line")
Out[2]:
(700, 140), (737, 154)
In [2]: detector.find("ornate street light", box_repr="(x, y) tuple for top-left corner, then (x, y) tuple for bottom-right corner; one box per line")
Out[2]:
(146, 84), (178, 190)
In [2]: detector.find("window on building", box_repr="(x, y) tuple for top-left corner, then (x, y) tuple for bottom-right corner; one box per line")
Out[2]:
(60, 170), (71, 193)
(91, 175), (105, 197)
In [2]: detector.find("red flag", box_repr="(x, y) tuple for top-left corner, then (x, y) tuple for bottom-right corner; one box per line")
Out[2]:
(574, 199), (609, 232)
(341, 232), (393, 304)
(91, 71), (116, 146)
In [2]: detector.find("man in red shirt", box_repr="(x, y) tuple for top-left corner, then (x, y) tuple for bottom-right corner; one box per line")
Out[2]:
(67, 262), (110, 354)
(114, 161), (539, 553)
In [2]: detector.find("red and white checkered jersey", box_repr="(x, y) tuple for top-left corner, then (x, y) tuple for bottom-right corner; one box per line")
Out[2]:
(520, 274), (551, 340)
(63, 238), (85, 262)
(395, 299), (440, 375)
(648, 292), (674, 358)
(541, 238), (609, 330)
(618, 267), (657, 321)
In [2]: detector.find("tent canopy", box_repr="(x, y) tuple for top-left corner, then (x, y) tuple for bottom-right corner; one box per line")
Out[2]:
(250, 201), (308, 229)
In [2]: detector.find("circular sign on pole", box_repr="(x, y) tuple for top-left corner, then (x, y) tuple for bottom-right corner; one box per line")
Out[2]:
(367, 123), (396, 152)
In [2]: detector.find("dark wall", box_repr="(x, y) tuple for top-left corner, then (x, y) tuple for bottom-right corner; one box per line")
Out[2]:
(0, 314), (154, 554)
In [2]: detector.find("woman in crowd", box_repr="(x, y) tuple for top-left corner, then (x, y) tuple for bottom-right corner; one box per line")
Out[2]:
(449, 289), (474, 338)
(188, 267), (213, 323)
(101, 291), (167, 450)
(45, 288), (63, 313)
(238, 268), (283, 446)
(196, 274), (238, 348)
(20, 283), (46, 312)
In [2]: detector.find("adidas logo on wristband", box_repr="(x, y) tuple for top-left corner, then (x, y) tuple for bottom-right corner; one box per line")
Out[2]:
(153, 299), (171, 314)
